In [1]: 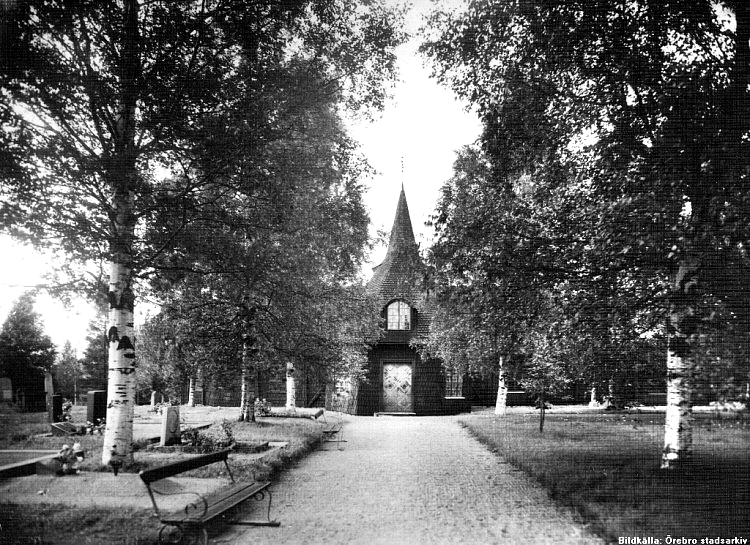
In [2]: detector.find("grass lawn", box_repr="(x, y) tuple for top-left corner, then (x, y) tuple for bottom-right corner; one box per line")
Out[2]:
(0, 404), (326, 544)
(1, 504), (155, 545)
(461, 410), (750, 543)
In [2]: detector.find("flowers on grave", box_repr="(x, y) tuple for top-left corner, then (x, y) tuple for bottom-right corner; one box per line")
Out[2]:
(85, 418), (106, 435)
(150, 401), (172, 414)
(254, 398), (271, 417)
(55, 442), (85, 475)
(62, 399), (74, 421)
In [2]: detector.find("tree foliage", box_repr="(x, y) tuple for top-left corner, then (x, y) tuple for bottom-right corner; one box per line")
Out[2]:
(53, 340), (82, 400)
(1, 0), (404, 283)
(0, 0), (404, 465)
(422, 1), (750, 462)
(0, 292), (56, 398)
(78, 317), (109, 392)
(422, 0), (750, 355)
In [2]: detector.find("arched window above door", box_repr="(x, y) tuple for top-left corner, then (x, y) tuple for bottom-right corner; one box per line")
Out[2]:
(386, 300), (411, 330)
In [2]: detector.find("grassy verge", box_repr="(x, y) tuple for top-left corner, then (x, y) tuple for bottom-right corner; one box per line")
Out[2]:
(0, 504), (155, 545)
(461, 411), (750, 543)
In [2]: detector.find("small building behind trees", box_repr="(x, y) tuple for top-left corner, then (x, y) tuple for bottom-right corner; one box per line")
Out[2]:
(328, 187), (471, 415)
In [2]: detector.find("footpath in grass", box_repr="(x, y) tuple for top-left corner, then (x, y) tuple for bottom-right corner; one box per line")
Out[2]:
(461, 409), (750, 544)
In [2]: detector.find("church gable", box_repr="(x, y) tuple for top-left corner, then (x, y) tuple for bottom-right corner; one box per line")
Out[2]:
(367, 187), (431, 342)
(328, 186), (466, 416)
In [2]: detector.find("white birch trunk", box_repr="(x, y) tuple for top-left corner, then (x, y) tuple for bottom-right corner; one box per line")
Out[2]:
(286, 362), (296, 409)
(239, 334), (255, 422)
(661, 257), (699, 469)
(101, 0), (139, 472)
(239, 365), (250, 421)
(187, 377), (195, 407)
(661, 349), (693, 468)
(102, 260), (136, 468)
(494, 355), (508, 416)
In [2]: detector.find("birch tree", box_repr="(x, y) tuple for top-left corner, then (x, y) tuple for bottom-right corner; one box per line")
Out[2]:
(423, 0), (750, 468)
(426, 146), (556, 416)
(1, 0), (402, 468)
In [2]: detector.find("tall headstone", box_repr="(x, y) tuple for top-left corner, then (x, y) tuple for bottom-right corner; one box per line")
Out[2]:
(51, 394), (63, 423)
(87, 390), (107, 423)
(150, 391), (157, 409)
(160, 406), (181, 447)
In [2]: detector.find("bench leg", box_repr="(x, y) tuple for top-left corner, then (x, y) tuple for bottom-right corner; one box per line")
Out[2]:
(230, 488), (281, 527)
(159, 522), (208, 545)
(323, 427), (346, 449)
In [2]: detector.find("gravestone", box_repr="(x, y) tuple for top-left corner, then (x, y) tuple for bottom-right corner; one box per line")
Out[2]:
(87, 390), (107, 423)
(0, 378), (11, 402)
(50, 394), (63, 423)
(160, 406), (181, 447)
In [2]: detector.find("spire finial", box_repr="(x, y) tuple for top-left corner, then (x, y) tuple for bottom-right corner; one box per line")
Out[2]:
(400, 157), (404, 191)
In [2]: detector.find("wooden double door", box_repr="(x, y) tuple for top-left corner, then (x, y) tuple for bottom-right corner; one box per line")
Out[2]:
(382, 362), (413, 412)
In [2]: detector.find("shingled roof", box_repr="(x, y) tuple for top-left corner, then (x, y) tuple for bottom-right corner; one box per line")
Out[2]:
(367, 187), (430, 342)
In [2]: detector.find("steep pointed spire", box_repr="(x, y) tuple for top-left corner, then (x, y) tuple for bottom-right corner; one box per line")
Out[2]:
(386, 186), (418, 259)
(367, 187), (423, 301)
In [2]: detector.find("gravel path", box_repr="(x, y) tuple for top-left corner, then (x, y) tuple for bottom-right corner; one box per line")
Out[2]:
(217, 415), (603, 545)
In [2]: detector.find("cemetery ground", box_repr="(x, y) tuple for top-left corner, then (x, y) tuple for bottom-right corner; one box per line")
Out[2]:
(462, 408), (750, 543)
(0, 404), (747, 544)
(0, 403), (326, 544)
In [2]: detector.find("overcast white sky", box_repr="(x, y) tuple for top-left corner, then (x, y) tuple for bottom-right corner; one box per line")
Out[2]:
(0, 0), (480, 353)
(352, 0), (480, 270)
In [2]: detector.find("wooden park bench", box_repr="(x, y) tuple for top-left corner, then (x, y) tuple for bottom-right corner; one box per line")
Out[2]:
(139, 449), (279, 545)
(320, 414), (345, 450)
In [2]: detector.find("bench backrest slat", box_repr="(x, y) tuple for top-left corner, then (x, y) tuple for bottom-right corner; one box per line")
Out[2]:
(139, 449), (231, 484)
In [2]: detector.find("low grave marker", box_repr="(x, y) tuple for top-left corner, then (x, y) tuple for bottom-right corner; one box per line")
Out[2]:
(160, 406), (181, 446)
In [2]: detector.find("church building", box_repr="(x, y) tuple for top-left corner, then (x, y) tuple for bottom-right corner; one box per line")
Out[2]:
(328, 187), (470, 415)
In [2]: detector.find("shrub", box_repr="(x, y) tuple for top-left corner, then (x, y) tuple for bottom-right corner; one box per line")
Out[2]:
(181, 420), (235, 453)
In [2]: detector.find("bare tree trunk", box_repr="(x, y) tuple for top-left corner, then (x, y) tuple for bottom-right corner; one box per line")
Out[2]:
(187, 377), (195, 407)
(494, 355), (508, 416)
(102, 258), (137, 469)
(539, 389), (546, 433)
(662, 349), (693, 469)
(661, 257), (699, 469)
(239, 334), (256, 422)
(286, 362), (296, 409)
(101, 0), (140, 472)
(239, 362), (252, 421)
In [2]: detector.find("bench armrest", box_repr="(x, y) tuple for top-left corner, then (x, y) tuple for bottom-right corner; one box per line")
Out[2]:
(143, 482), (209, 521)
